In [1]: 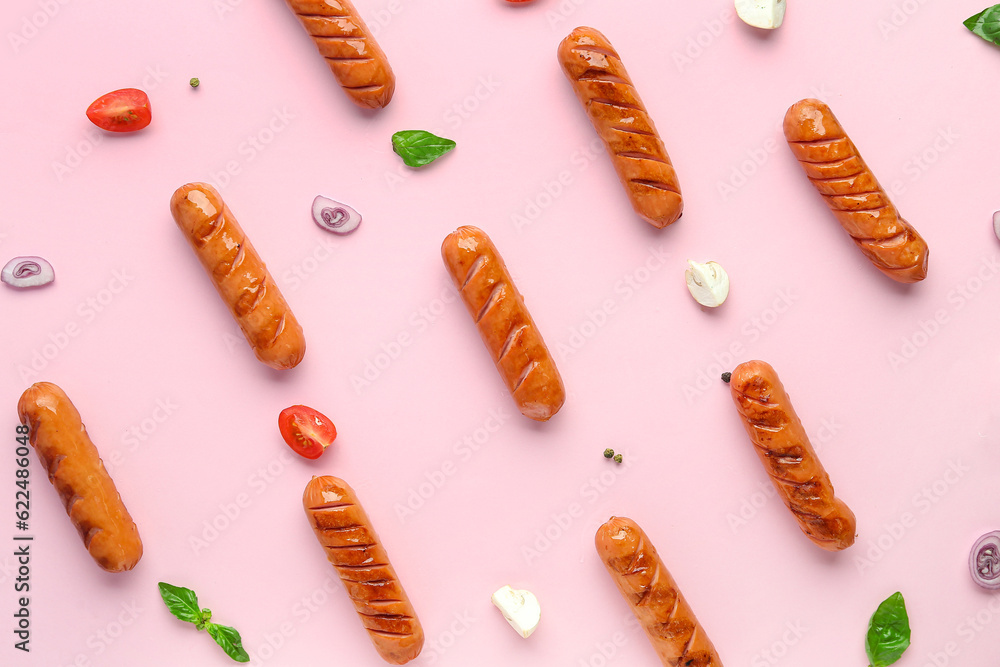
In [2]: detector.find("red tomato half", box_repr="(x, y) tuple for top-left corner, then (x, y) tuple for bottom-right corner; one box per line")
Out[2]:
(278, 405), (337, 460)
(86, 88), (152, 133)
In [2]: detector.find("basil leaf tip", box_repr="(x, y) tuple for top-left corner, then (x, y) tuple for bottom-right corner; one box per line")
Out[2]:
(391, 129), (456, 168)
(207, 623), (251, 663)
(865, 591), (911, 667)
(158, 582), (202, 624)
(965, 4), (1000, 45)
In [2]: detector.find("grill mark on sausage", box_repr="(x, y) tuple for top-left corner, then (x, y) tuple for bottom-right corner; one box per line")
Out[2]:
(577, 70), (630, 85)
(462, 255), (486, 290)
(617, 151), (670, 164)
(324, 55), (374, 63)
(308, 501), (355, 510)
(498, 324), (527, 363)
(590, 97), (644, 113)
(610, 126), (657, 137)
(629, 179), (680, 195)
(475, 282), (504, 324)
(512, 360), (538, 393)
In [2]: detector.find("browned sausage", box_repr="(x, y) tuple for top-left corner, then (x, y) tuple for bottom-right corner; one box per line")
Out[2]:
(170, 183), (306, 370)
(596, 516), (723, 666)
(558, 26), (682, 228)
(441, 226), (565, 422)
(17, 382), (142, 573)
(729, 360), (856, 551)
(783, 99), (929, 283)
(303, 476), (423, 664)
(283, 0), (395, 109)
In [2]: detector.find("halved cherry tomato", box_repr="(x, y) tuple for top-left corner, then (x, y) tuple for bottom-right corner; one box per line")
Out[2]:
(278, 405), (337, 460)
(86, 88), (152, 133)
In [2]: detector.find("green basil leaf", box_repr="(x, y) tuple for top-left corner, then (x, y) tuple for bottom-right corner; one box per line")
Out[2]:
(157, 582), (202, 624)
(391, 130), (456, 167)
(207, 623), (250, 663)
(865, 591), (911, 667)
(964, 5), (1000, 45)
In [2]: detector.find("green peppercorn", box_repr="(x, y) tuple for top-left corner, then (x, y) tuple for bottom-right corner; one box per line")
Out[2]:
(613, 454), (623, 464)
(603, 448), (614, 459)
(190, 77), (200, 88)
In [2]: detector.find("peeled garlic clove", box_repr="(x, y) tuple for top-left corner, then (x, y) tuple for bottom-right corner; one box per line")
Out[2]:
(993, 211), (1000, 242)
(491, 585), (540, 638)
(735, 0), (786, 29)
(685, 260), (730, 308)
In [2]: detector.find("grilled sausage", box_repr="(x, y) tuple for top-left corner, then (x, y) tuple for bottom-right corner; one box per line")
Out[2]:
(729, 360), (856, 551)
(283, 0), (395, 109)
(596, 516), (723, 666)
(17, 382), (142, 573)
(783, 99), (929, 283)
(303, 476), (423, 664)
(170, 182), (306, 370)
(441, 226), (565, 422)
(558, 26), (683, 228)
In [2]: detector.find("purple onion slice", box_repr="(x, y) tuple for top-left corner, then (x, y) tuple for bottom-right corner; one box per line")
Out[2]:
(311, 196), (361, 235)
(2, 256), (54, 289)
(970, 531), (1000, 590)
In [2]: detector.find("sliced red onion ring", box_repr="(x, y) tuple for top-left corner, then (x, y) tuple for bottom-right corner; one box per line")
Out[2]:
(970, 531), (1000, 590)
(993, 211), (1000, 242)
(2, 256), (54, 289)
(312, 195), (361, 235)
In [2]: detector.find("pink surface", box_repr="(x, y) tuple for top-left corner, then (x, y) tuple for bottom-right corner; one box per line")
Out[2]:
(3, 0), (1000, 665)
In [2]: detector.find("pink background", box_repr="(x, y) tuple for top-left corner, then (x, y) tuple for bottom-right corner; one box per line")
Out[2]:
(3, 0), (1000, 665)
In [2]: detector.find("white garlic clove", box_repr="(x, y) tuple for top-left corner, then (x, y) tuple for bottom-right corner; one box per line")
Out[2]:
(735, 0), (786, 29)
(491, 585), (540, 638)
(993, 211), (1000, 242)
(685, 260), (730, 308)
